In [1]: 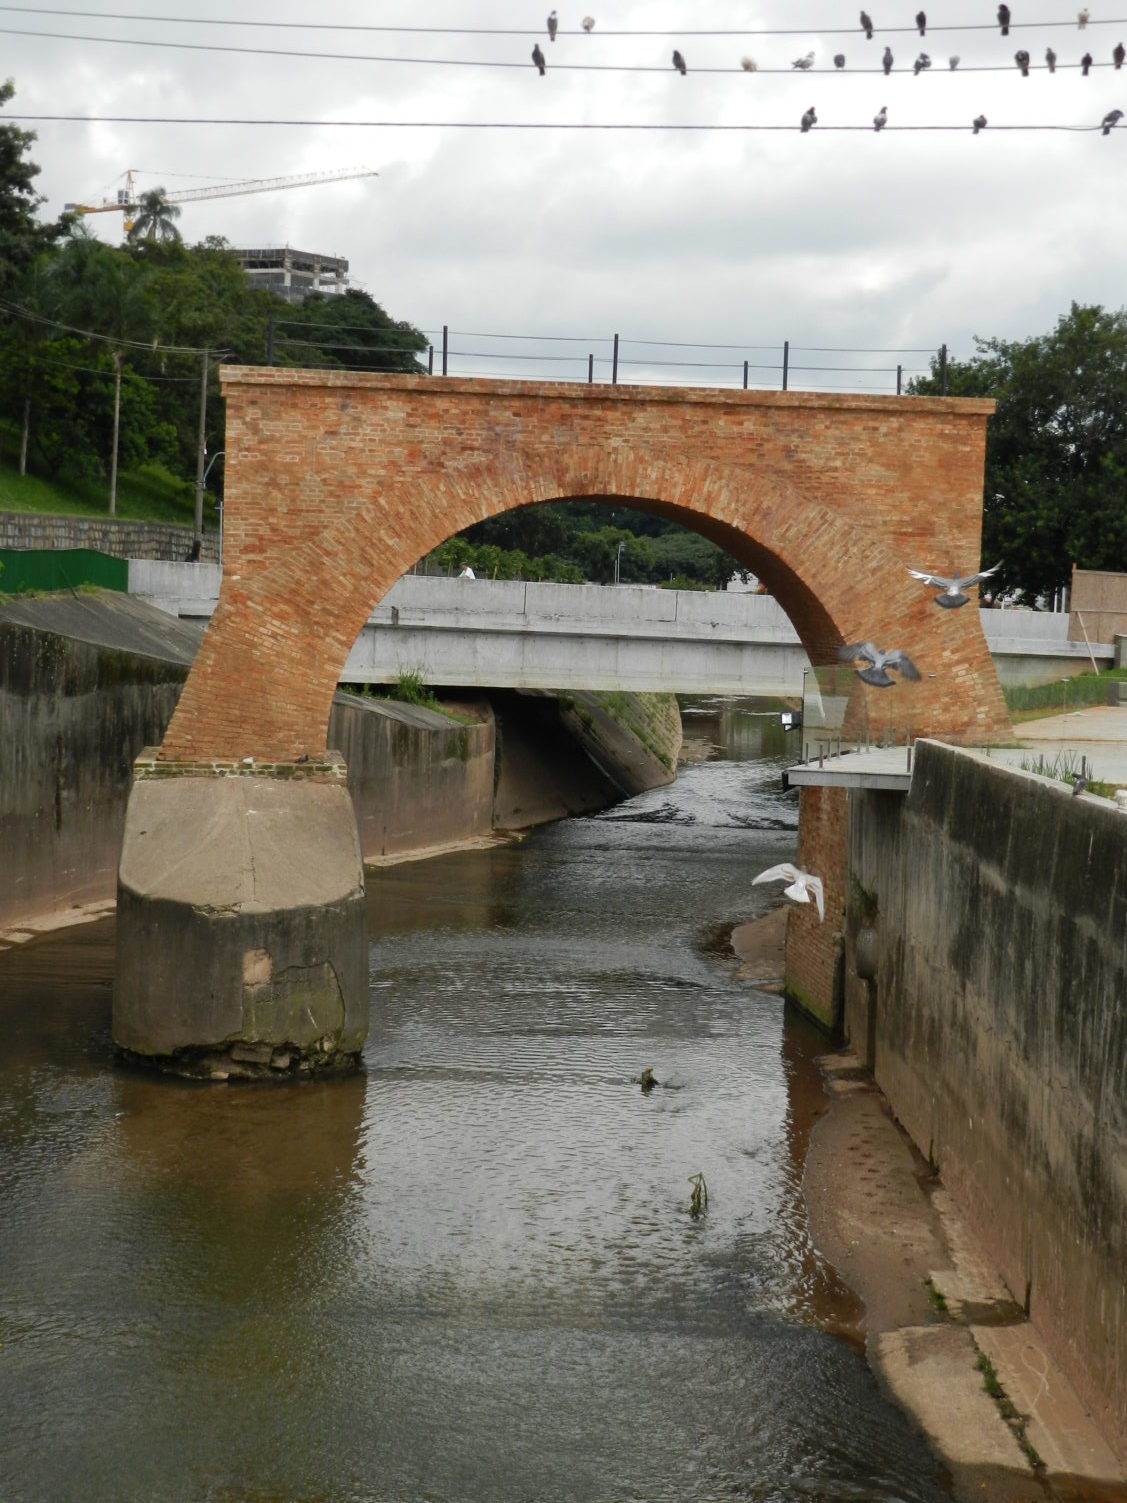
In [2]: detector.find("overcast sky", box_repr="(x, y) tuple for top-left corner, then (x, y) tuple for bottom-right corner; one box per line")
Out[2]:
(4, 1), (1125, 392)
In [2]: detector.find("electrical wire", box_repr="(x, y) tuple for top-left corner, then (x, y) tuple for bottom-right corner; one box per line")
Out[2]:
(0, 296), (221, 353)
(8, 114), (1117, 132)
(0, 3), (1122, 36)
(0, 22), (1123, 72)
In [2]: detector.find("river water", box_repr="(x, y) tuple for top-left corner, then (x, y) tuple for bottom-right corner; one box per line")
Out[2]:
(0, 705), (954, 1503)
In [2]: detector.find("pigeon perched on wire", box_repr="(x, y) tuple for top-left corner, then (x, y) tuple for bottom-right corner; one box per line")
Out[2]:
(582, 15), (595, 31)
(916, 10), (927, 33)
(882, 45), (894, 73)
(1078, 7), (1090, 26)
(532, 43), (547, 73)
(800, 106), (818, 131)
(1115, 41), (1126, 67)
(793, 51), (815, 69)
(973, 113), (988, 131)
(1046, 47), (1057, 71)
(752, 863), (825, 923)
(1082, 51), (1094, 73)
(1103, 108), (1124, 132)
(547, 10), (558, 41)
(1015, 49), (1031, 74)
(834, 53), (846, 68)
(914, 52), (932, 73)
(907, 562), (1001, 608)
(998, 4), (1011, 35)
(672, 49), (687, 73)
(949, 54), (961, 68)
(874, 105), (888, 130)
(861, 10), (875, 39)
(741, 56), (758, 70)
(839, 642), (922, 688)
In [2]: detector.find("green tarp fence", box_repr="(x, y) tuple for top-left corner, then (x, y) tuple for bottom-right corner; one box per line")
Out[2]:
(0, 549), (128, 595)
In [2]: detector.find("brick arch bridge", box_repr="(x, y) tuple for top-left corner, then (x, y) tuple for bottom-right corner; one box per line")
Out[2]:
(116, 371), (1011, 1073)
(162, 370), (1009, 762)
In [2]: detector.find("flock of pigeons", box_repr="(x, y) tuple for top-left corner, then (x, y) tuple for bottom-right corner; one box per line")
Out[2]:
(752, 561), (1001, 924)
(530, 9), (1124, 134)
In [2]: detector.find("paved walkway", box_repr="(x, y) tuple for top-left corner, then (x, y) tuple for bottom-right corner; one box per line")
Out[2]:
(1004, 704), (1127, 785)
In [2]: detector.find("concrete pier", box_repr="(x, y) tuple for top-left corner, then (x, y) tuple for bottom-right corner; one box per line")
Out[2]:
(114, 755), (368, 1079)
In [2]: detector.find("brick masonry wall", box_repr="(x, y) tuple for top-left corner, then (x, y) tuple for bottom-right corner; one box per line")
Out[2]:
(0, 512), (218, 563)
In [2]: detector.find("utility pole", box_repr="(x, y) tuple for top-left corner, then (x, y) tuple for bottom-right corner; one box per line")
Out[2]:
(193, 350), (209, 543)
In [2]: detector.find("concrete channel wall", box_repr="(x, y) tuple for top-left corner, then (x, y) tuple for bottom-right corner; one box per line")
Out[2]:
(0, 593), (679, 930)
(843, 741), (1127, 1457)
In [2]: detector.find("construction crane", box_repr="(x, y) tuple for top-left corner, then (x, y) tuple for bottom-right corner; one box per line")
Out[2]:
(65, 166), (378, 234)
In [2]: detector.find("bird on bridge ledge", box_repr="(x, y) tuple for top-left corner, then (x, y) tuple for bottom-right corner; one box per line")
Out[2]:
(753, 864), (826, 923)
(839, 642), (922, 688)
(908, 561), (1001, 607)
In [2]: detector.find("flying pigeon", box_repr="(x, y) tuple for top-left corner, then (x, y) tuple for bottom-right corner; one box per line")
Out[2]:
(741, 56), (759, 70)
(973, 113), (988, 131)
(547, 9), (558, 41)
(752, 863), (825, 923)
(913, 51), (932, 73)
(1103, 107), (1124, 132)
(1046, 47), (1057, 71)
(1078, 7), (1090, 26)
(874, 105), (888, 130)
(793, 51), (815, 69)
(801, 106), (818, 131)
(834, 52), (846, 68)
(672, 49), (687, 73)
(908, 562), (1001, 608)
(1115, 41), (1126, 67)
(998, 5), (1011, 35)
(582, 15), (595, 30)
(949, 54), (961, 68)
(916, 10), (927, 33)
(1082, 51), (1093, 73)
(838, 642), (922, 688)
(883, 45), (894, 73)
(860, 10), (874, 39)
(532, 43), (546, 73)
(1015, 49), (1030, 74)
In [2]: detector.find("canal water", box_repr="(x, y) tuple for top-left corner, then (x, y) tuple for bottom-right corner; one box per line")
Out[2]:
(0, 705), (954, 1503)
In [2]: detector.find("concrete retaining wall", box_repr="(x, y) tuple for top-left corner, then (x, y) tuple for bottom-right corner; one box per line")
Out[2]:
(844, 742), (1127, 1458)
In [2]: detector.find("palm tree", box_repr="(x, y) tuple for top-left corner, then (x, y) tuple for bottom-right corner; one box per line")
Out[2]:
(128, 188), (182, 245)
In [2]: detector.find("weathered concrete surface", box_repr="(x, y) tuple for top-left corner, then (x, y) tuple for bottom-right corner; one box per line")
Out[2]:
(844, 740), (1127, 1462)
(0, 594), (199, 930)
(329, 692), (494, 860)
(115, 773), (368, 1077)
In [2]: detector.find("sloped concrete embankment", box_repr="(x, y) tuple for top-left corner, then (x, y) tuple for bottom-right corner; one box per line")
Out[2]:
(843, 740), (1127, 1469)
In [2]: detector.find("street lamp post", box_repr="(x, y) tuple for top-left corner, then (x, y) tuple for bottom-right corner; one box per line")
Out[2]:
(614, 541), (626, 585)
(202, 450), (225, 563)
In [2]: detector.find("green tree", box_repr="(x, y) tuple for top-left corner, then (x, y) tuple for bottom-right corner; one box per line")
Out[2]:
(0, 78), (68, 297)
(273, 287), (426, 373)
(911, 303), (1127, 603)
(127, 187), (182, 245)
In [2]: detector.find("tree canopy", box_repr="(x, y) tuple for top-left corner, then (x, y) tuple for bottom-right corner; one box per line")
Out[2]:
(911, 303), (1127, 604)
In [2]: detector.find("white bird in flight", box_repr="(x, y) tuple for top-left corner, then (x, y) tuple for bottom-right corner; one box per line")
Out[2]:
(753, 864), (825, 923)
(908, 562), (1001, 607)
(839, 642), (922, 688)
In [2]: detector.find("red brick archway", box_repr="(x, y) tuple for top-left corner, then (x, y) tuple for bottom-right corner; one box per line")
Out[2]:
(160, 371), (1008, 761)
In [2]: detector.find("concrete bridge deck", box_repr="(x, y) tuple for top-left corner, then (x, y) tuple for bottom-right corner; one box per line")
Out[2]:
(128, 563), (1108, 698)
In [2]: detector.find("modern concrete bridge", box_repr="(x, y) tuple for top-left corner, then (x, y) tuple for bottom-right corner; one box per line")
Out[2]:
(129, 562), (1108, 697)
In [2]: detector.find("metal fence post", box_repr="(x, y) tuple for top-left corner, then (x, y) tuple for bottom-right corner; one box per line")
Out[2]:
(442, 325), (449, 377)
(588, 353), (594, 383)
(782, 341), (790, 392)
(939, 342), (948, 395)
(743, 360), (749, 390)
(612, 333), (619, 386)
(427, 345), (434, 375)
(896, 363), (902, 395)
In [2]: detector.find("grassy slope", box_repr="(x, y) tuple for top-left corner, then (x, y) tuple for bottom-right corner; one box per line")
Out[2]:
(0, 459), (202, 529)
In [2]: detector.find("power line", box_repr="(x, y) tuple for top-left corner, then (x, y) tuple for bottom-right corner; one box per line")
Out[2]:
(1, 4), (1123, 37)
(1, 23), (1124, 73)
(8, 114), (1118, 133)
(0, 296), (221, 353)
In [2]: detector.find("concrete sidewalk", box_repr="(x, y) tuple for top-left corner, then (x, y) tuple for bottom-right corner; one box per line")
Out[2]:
(1004, 704), (1127, 785)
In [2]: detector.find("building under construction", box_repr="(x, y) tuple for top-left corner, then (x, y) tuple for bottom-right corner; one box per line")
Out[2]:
(230, 246), (350, 303)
